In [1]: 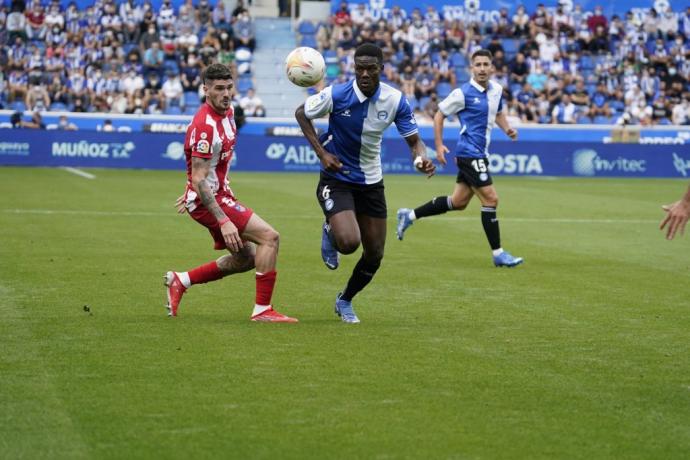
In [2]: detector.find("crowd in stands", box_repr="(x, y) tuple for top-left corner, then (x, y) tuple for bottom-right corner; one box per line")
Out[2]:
(0, 0), (266, 118)
(298, 2), (690, 125)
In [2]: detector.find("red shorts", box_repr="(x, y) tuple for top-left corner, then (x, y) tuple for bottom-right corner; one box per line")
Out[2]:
(189, 192), (254, 250)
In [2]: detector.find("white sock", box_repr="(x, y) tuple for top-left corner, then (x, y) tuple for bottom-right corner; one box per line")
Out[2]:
(252, 304), (271, 317)
(177, 271), (191, 288)
(492, 248), (504, 257)
(408, 210), (417, 221)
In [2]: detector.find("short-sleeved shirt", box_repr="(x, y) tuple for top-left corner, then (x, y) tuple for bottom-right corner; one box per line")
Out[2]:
(183, 102), (238, 211)
(438, 79), (504, 159)
(304, 80), (418, 184)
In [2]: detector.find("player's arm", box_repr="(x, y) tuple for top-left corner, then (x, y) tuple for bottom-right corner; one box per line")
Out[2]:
(495, 109), (518, 140)
(404, 133), (435, 177)
(295, 86), (342, 172)
(660, 184), (690, 240)
(295, 104), (342, 172)
(433, 110), (449, 166)
(191, 157), (243, 252)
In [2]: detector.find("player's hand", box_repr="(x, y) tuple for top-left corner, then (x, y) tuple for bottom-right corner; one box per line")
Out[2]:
(435, 144), (449, 166)
(660, 200), (690, 240)
(320, 152), (343, 172)
(220, 220), (244, 252)
(174, 194), (187, 214)
(506, 128), (518, 140)
(416, 157), (436, 177)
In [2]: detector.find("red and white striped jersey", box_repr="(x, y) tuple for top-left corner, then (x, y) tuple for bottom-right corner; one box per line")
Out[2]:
(183, 102), (238, 211)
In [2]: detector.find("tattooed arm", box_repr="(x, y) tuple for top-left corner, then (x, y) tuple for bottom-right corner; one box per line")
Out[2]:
(191, 156), (243, 252)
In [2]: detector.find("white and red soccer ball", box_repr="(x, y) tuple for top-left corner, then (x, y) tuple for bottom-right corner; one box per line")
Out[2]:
(285, 47), (325, 88)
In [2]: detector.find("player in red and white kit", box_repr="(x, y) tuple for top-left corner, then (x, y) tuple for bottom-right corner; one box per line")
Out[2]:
(165, 63), (297, 322)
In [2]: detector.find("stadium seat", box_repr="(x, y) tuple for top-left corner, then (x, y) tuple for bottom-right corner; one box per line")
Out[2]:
(437, 82), (452, 98)
(10, 101), (26, 112)
(184, 91), (200, 107)
(298, 21), (316, 35)
(165, 106), (183, 115)
(455, 68), (471, 83)
(593, 115), (611, 124)
(502, 39), (520, 58)
(450, 52), (468, 68)
(577, 116), (592, 124)
(237, 77), (253, 94)
(300, 35), (317, 48)
(49, 102), (67, 111)
(418, 96), (430, 111)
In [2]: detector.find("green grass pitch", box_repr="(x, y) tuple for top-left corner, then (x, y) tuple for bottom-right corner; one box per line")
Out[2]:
(1, 166), (689, 459)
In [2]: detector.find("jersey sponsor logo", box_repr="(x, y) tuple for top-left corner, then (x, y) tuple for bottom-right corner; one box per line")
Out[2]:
(234, 204), (246, 212)
(200, 132), (208, 140)
(196, 140), (210, 154)
(338, 109), (352, 117)
(473, 97), (481, 104)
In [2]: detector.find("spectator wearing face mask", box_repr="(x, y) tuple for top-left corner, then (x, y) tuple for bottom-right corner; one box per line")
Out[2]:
(233, 12), (255, 52)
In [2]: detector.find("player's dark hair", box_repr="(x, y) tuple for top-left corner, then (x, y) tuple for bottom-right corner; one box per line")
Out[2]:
(471, 49), (493, 62)
(354, 43), (383, 64)
(203, 63), (233, 83)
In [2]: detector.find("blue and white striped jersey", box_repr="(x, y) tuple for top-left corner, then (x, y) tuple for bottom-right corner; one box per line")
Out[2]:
(438, 79), (504, 159)
(304, 80), (418, 185)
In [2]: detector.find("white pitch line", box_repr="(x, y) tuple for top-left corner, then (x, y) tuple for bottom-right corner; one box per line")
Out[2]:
(0, 208), (660, 224)
(61, 167), (96, 179)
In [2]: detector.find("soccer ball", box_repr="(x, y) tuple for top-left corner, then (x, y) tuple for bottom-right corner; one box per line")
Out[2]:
(285, 47), (325, 87)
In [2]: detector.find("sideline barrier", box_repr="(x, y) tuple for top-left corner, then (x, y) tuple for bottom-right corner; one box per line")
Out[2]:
(1, 128), (689, 178)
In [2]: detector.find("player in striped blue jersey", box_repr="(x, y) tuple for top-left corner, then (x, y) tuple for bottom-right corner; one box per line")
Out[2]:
(397, 49), (524, 268)
(296, 44), (436, 323)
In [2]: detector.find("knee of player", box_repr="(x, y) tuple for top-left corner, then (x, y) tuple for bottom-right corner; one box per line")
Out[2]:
(262, 228), (280, 247)
(450, 196), (469, 210)
(336, 235), (360, 254)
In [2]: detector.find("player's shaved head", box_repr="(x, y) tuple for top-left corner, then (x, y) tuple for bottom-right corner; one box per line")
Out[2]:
(203, 63), (233, 84)
(354, 44), (383, 64)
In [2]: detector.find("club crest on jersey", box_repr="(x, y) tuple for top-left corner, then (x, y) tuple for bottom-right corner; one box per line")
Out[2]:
(377, 110), (388, 120)
(200, 132), (208, 140)
(196, 140), (210, 154)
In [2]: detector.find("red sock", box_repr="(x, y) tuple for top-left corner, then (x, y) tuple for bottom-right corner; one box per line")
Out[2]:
(188, 261), (224, 285)
(255, 270), (277, 306)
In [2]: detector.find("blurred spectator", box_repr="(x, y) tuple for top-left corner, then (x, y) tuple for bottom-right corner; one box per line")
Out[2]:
(57, 114), (78, 130)
(239, 88), (265, 117)
(6, 6), (27, 43)
(233, 12), (255, 52)
(162, 71), (184, 110)
(102, 119), (114, 132)
(25, 83), (50, 111)
(26, 3), (47, 40)
(587, 5), (608, 34)
(423, 92), (439, 120)
(551, 93), (576, 123)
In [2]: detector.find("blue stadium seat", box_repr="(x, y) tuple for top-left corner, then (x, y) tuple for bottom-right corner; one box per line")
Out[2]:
(300, 35), (317, 48)
(237, 77), (253, 94)
(298, 21), (316, 35)
(579, 56), (593, 71)
(610, 100), (625, 112)
(658, 117), (672, 125)
(450, 52), (468, 68)
(418, 96), (430, 111)
(49, 102), (67, 111)
(184, 91), (200, 107)
(502, 38), (520, 58)
(437, 82), (452, 98)
(577, 116), (592, 124)
(455, 68), (470, 83)
(593, 115), (611, 124)
(165, 106), (183, 115)
(10, 101), (26, 112)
